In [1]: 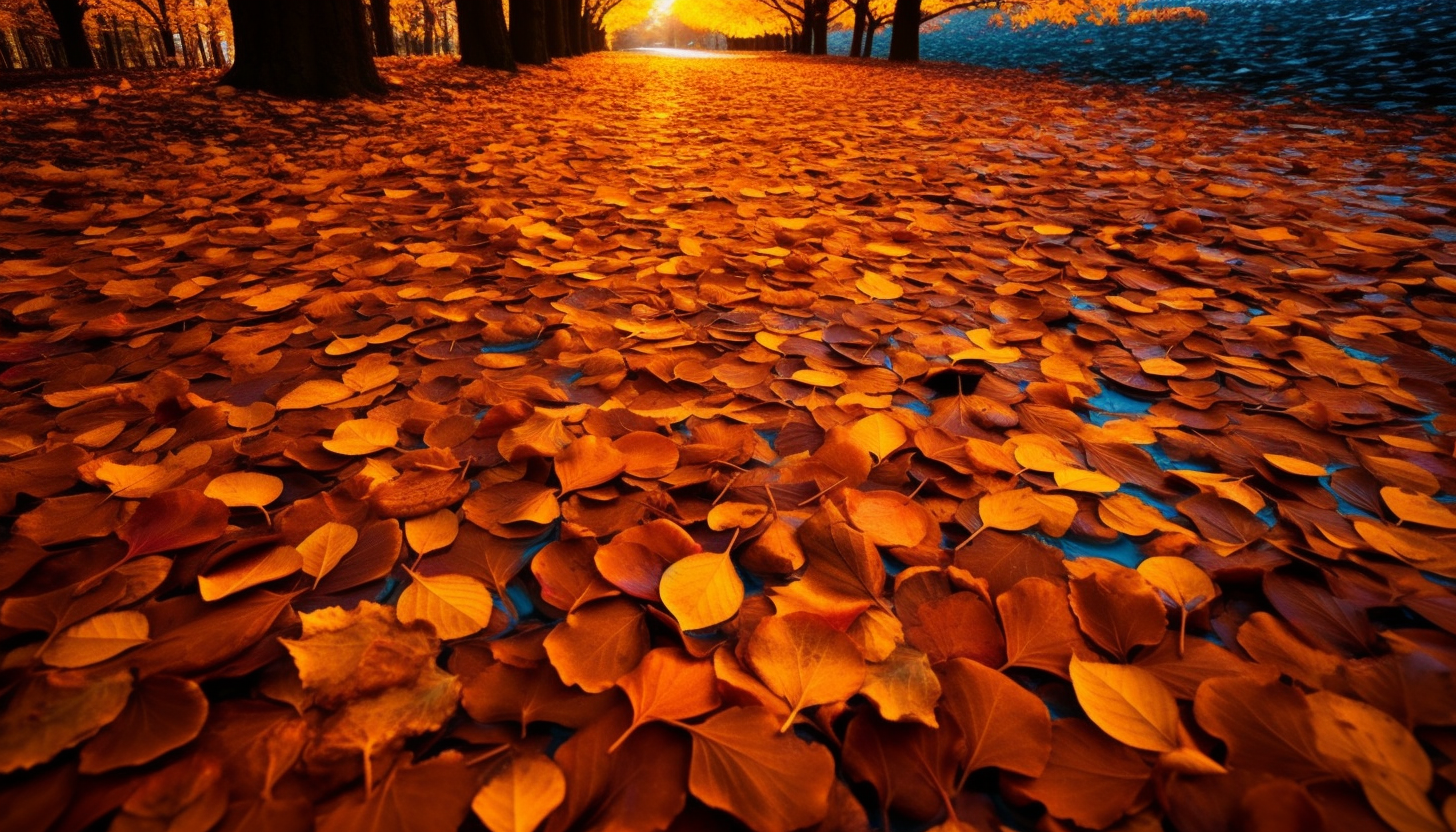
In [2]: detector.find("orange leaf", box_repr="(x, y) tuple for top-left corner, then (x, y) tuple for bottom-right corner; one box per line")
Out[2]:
(686, 707), (836, 832)
(747, 612), (866, 732)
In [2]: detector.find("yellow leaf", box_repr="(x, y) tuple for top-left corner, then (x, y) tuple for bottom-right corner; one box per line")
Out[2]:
(203, 471), (283, 508)
(660, 551), (744, 631)
(1264, 453), (1328, 477)
(276, 379), (352, 410)
(1138, 357), (1187, 377)
(1069, 656), (1180, 753)
(198, 545), (302, 601)
(42, 611), (150, 668)
(1033, 223), (1074, 236)
(860, 645), (941, 727)
(790, 368), (848, 387)
(1381, 487), (1456, 529)
(322, 419), (399, 456)
(555, 435), (627, 493)
(866, 242), (911, 257)
(299, 522), (359, 586)
(856, 271), (903, 300)
(406, 509), (460, 556)
(471, 753), (567, 832)
(1053, 469), (1121, 493)
(746, 612), (866, 732)
(847, 412), (907, 460)
(398, 570), (495, 640)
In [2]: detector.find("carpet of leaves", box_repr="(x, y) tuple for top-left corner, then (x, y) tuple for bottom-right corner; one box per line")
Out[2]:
(2, 53), (1456, 832)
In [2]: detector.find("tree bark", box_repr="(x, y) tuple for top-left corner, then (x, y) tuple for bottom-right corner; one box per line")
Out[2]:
(543, 0), (568, 57)
(423, 0), (437, 54)
(369, 0), (395, 56)
(510, 0), (550, 65)
(42, 0), (95, 69)
(457, 0), (513, 69)
(888, 0), (918, 61)
(850, 0), (868, 57)
(863, 23), (876, 57)
(563, 0), (583, 55)
(222, 0), (387, 98)
(810, 0), (828, 55)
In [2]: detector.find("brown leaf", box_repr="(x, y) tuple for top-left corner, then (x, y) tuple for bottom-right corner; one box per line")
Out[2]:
(938, 657), (1051, 778)
(118, 488), (230, 558)
(686, 706), (837, 832)
(79, 675), (209, 773)
(0, 670), (132, 774)
(543, 597), (649, 693)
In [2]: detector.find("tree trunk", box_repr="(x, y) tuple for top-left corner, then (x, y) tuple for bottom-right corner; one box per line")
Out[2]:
(423, 0), (437, 54)
(810, 0), (828, 55)
(510, 0), (550, 65)
(563, 0), (582, 55)
(863, 23), (876, 57)
(157, 0), (179, 65)
(42, 0), (94, 68)
(209, 26), (225, 66)
(578, 13), (593, 52)
(0, 32), (15, 70)
(370, 0), (395, 56)
(543, 0), (568, 57)
(850, 0), (867, 57)
(457, 0), (513, 69)
(888, 0), (918, 61)
(222, 0), (387, 98)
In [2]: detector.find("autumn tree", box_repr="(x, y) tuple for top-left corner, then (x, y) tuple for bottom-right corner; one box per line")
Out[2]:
(369, 0), (394, 55)
(457, 0), (512, 68)
(222, 0), (386, 97)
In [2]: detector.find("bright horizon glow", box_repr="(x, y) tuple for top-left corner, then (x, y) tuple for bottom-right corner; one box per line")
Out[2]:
(627, 47), (746, 58)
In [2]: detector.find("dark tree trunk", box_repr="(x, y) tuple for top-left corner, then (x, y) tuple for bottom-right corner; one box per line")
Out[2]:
(563, 0), (582, 55)
(850, 0), (868, 57)
(457, 0), (513, 69)
(578, 14), (592, 52)
(792, 21), (808, 54)
(543, 0), (568, 57)
(810, 0), (828, 55)
(370, 0), (395, 56)
(510, 0), (550, 64)
(423, 0), (437, 53)
(43, 0), (94, 69)
(888, 0), (918, 61)
(863, 23), (876, 57)
(222, 0), (386, 98)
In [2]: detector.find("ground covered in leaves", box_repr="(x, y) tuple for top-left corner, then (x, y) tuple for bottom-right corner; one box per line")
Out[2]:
(2, 52), (1456, 832)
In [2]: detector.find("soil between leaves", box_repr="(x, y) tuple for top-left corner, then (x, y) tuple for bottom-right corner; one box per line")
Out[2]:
(1, 53), (1455, 832)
